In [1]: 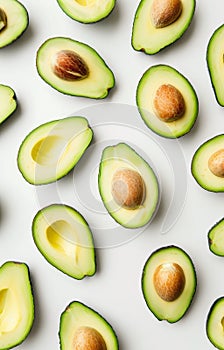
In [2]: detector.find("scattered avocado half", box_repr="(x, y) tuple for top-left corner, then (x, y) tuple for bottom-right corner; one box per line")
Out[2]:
(136, 64), (199, 138)
(131, 0), (195, 54)
(59, 301), (119, 350)
(36, 37), (115, 99)
(208, 218), (224, 256)
(207, 24), (224, 106)
(191, 134), (224, 192)
(98, 142), (159, 229)
(206, 297), (224, 350)
(17, 116), (93, 185)
(32, 204), (96, 279)
(0, 0), (28, 48)
(142, 245), (197, 323)
(0, 261), (34, 349)
(0, 84), (17, 124)
(57, 0), (116, 23)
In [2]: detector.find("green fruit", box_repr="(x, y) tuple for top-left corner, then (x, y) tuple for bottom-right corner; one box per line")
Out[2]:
(206, 297), (224, 350)
(208, 218), (224, 256)
(0, 84), (17, 124)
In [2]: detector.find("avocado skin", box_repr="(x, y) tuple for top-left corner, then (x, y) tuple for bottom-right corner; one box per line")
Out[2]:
(0, 84), (17, 125)
(206, 297), (224, 350)
(208, 218), (224, 256)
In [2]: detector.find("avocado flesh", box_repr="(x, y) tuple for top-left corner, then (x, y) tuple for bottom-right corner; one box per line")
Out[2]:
(0, 262), (34, 350)
(131, 0), (195, 54)
(57, 0), (115, 23)
(136, 64), (198, 138)
(206, 297), (224, 350)
(36, 37), (115, 99)
(98, 143), (159, 229)
(0, 0), (28, 48)
(0, 84), (17, 124)
(207, 24), (224, 106)
(208, 219), (224, 256)
(142, 246), (197, 323)
(59, 301), (119, 350)
(17, 116), (93, 185)
(32, 204), (96, 279)
(191, 134), (224, 192)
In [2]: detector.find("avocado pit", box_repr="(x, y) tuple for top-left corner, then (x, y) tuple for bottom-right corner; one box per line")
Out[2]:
(0, 8), (7, 32)
(151, 0), (182, 28)
(208, 149), (224, 178)
(73, 326), (107, 350)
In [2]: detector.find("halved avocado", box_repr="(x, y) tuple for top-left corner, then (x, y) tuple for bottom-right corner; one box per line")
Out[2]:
(57, 0), (116, 23)
(206, 297), (224, 350)
(17, 116), (93, 185)
(208, 218), (224, 256)
(0, 0), (28, 48)
(98, 142), (159, 229)
(207, 24), (224, 106)
(0, 261), (34, 349)
(32, 204), (96, 280)
(191, 134), (224, 192)
(0, 84), (17, 124)
(59, 301), (119, 350)
(131, 0), (195, 54)
(142, 245), (197, 323)
(36, 37), (115, 99)
(136, 64), (199, 138)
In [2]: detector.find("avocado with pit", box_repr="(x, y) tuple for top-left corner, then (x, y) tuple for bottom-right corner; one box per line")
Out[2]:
(131, 0), (195, 54)
(142, 245), (197, 323)
(136, 64), (199, 138)
(57, 0), (116, 23)
(59, 301), (119, 350)
(0, 0), (28, 48)
(208, 218), (224, 256)
(32, 204), (96, 279)
(17, 116), (93, 185)
(191, 134), (224, 192)
(0, 84), (17, 124)
(206, 297), (224, 350)
(36, 37), (115, 99)
(98, 142), (159, 229)
(0, 261), (34, 349)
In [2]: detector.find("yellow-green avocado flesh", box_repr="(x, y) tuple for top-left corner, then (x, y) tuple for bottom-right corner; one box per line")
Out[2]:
(0, 84), (17, 124)
(208, 218), (224, 256)
(206, 297), (224, 350)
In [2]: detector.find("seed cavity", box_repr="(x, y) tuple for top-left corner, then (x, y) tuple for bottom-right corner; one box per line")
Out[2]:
(151, 0), (182, 28)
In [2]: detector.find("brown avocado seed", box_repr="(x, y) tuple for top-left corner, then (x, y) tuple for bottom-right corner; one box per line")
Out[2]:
(208, 149), (224, 178)
(73, 327), (107, 350)
(151, 0), (182, 28)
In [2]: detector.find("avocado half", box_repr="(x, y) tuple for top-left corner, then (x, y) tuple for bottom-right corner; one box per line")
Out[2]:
(59, 301), (119, 350)
(98, 142), (159, 229)
(207, 24), (224, 106)
(0, 84), (17, 124)
(0, 261), (34, 350)
(0, 0), (28, 48)
(17, 116), (93, 185)
(131, 0), (195, 54)
(191, 134), (224, 192)
(208, 218), (224, 257)
(206, 297), (224, 350)
(32, 204), (96, 280)
(57, 0), (116, 23)
(36, 37), (115, 99)
(136, 64), (198, 138)
(142, 245), (197, 323)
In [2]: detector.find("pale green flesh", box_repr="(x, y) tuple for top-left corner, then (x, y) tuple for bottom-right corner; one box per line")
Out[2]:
(0, 262), (34, 350)
(0, 0), (28, 48)
(57, 0), (115, 23)
(132, 0), (195, 54)
(137, 65), (198, 138)
(208, 219), (224, 256)
(0, 85), (17, 124)
(191, 135), (224, 192)
(98, 143), (159, 228)
(59, 301), (118, 350)
(142, 246), (196, 323)
(207, 25), (224, 106)
(32, 204), (96, 280)
(207, 298), (224, 350)
(36, 37), (115, 98)
(17, 116), (93, 185)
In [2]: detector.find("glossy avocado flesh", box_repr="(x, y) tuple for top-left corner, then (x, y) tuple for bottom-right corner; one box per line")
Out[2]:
(136, 65), (198, 138)
(208, 218), (224, 256)
(191, 135), (224, 192)
(32, 204), (96, 280)
(0, 262), (34, 349)
(131, 0), (195, 54)
(0, 84), (17, 124)
(98, 143), (159, 229)
(206, 297), (224, 350)
(17, 116), (93, 185)
(0, 0), (28, 48)
(36, 37), (115, 98)
(59, 301), (119, 350)
(142, 246), (197, 323)
(57, 0), (116, 23)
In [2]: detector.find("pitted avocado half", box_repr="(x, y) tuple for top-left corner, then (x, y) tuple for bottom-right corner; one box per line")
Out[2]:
(206, 297), (224, 350)
(208, 218), (224, 256)
(0, 84), (17, 124)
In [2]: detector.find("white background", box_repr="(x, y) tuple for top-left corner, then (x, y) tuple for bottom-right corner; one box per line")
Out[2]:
(0, 0), (224, 349)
